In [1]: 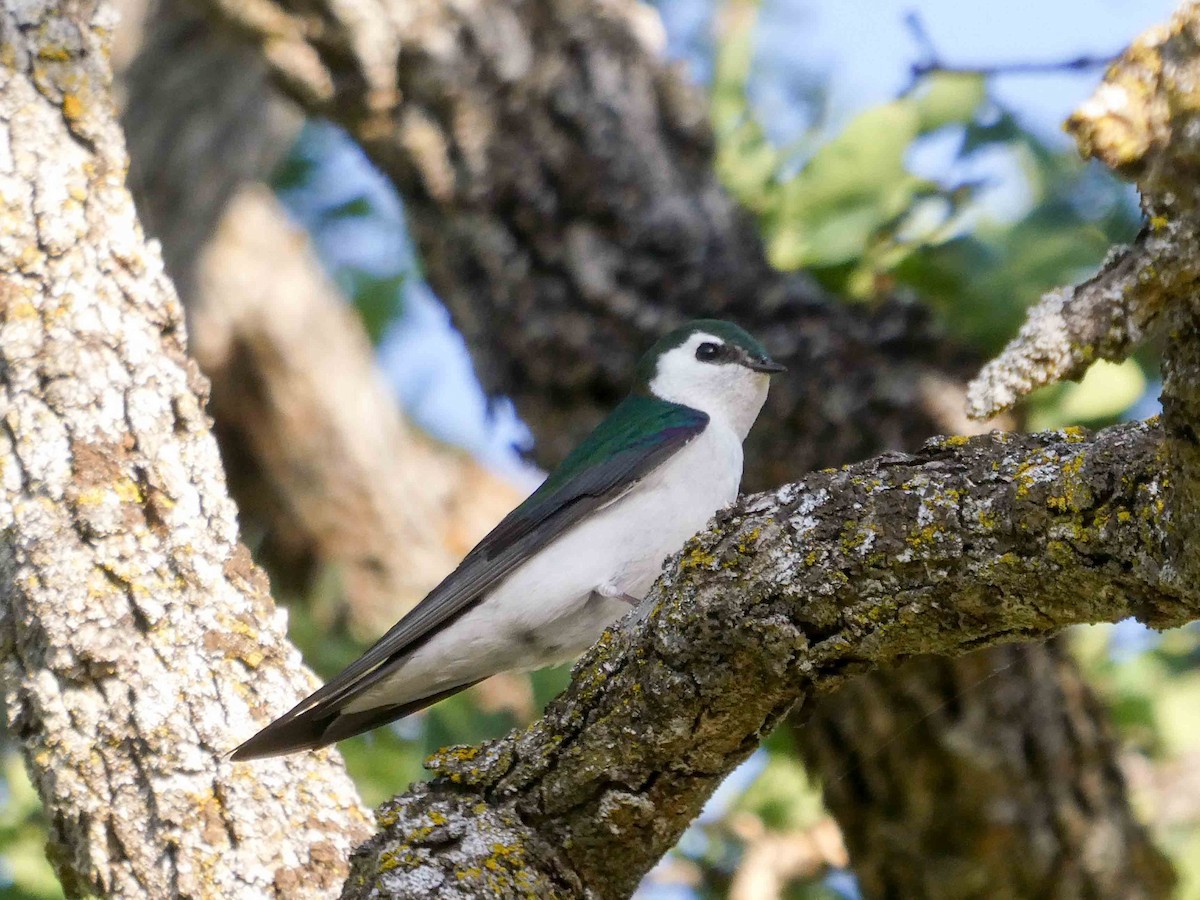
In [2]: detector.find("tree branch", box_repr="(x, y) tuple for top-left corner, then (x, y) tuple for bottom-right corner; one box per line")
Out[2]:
(0, 2), (370, 895)
(904, 11), (1119, 85)
(969, 8), (1200, 421)
(345, 419), (1195, 898)
(966, 236), (1161, 418)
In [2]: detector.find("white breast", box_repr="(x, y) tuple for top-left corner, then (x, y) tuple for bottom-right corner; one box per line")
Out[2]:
(343, 421), (744, 713)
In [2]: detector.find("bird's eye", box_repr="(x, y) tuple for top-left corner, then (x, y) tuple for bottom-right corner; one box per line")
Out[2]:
(695, 342), (722, 362)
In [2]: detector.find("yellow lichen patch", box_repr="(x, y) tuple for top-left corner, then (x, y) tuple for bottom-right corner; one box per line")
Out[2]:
(61, 92), (83, 122)
(1045, 540), (1075, 562)
(735, 527), (761, 555)
(839, 521), (876, 554)
(74, 475), (144, 508)
(378, 845), (422, 872)
(36, 45), (72, 62)
(1060, 426), (1087, 443)
(906, 523), (943, 549)
(3, 297), (38, 320)
(16, 245), (44, 273)
(484, 841), (526, 870)
(432, 744), (481, 768)
(1045, 452), (1090, 513)
(976, 505), (997, 530)
(404, 824), (436, 843)
(680, 544), (717, 570)
(938, 434), (971, 449)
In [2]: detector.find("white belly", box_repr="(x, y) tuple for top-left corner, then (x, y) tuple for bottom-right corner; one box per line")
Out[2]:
(344, 422), (744, 713)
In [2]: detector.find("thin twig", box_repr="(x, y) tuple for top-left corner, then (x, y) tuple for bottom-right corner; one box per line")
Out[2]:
(905, 10), (1117, 83)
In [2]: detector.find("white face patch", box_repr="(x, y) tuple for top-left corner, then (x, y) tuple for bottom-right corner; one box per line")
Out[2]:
(648, 332), (771, 439)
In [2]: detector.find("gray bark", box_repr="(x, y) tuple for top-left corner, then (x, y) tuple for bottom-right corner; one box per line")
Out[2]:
(0, 3), (371, 897)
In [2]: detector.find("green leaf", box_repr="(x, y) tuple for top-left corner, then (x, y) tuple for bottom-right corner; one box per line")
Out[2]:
(1028, 358), (1147, 430)
(0, 753), (62, 898)
(768, 103), (924, 269)
(323, 196), (374, 221)
(912, 72), (987, 133)
(339, 268), (406, 344)
(734, 753), (825, 832)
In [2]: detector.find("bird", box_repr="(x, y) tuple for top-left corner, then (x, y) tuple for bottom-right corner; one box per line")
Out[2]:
(231, 320), (784, 760)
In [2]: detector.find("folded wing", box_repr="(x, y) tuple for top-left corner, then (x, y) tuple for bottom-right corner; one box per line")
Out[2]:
(230, 395), (708, 759)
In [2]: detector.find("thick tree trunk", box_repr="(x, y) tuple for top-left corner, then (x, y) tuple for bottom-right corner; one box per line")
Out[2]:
(182, 0), (1172, 894)
(0, 3), (370, 896)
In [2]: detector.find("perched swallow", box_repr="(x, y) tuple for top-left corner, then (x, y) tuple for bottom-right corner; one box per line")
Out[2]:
(231, 320), (784, 759)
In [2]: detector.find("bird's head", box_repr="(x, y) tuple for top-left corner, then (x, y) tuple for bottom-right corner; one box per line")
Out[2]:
(635, 320), (785, 438)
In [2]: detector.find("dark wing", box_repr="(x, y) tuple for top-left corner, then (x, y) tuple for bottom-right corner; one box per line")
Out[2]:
(231, 395), (708, 759)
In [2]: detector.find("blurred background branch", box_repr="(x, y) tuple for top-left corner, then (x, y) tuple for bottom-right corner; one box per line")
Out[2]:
(904, 11), (1119, 85)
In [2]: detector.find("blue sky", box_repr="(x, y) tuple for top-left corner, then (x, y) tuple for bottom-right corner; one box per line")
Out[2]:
(666, 0), (1176, 141)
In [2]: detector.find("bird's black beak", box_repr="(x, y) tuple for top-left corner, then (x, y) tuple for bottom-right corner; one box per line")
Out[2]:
(745, 355), (787, 374)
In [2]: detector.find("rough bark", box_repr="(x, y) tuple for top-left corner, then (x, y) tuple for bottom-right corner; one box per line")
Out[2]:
(0, 3), (371, 897)
(344, 418), (1196, 899)
(120, 0), (520, 627)
(188, 0), (1170, 895)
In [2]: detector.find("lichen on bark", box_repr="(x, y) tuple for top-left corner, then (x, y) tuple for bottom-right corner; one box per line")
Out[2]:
(0, 1), (369, 896)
